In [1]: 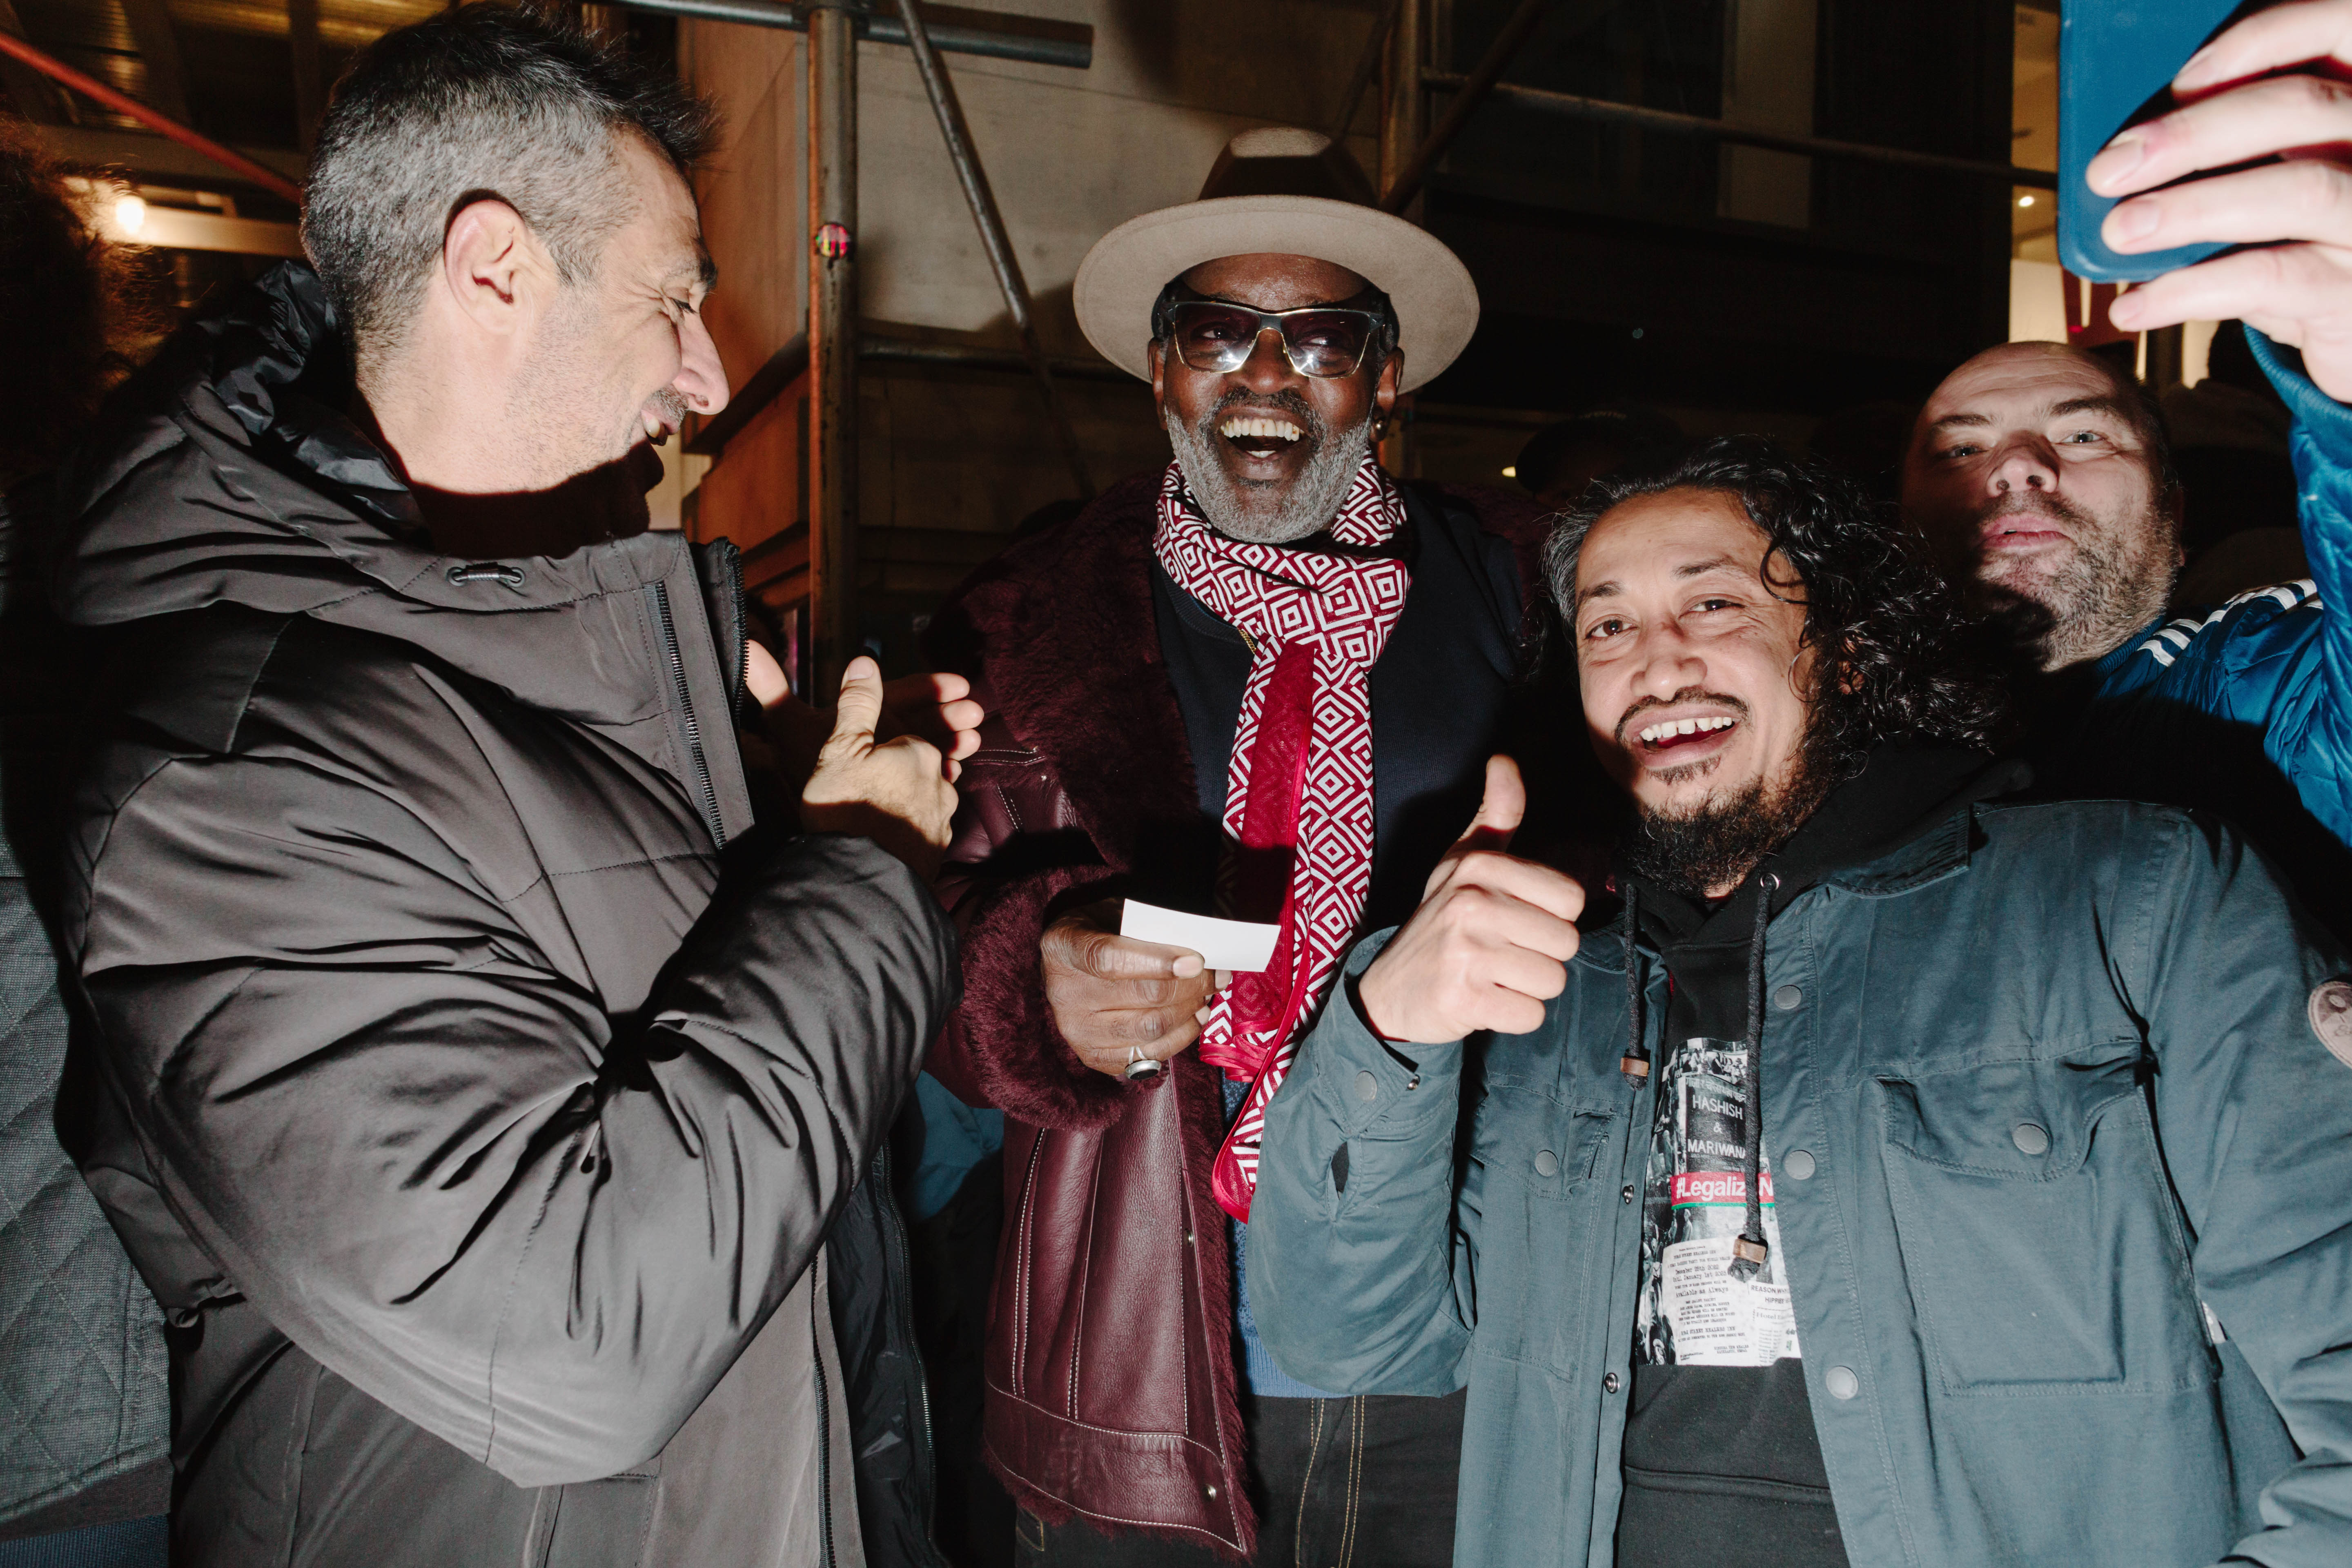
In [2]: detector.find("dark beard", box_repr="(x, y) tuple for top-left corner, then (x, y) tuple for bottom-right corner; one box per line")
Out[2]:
(1964, 491), (2176, 671)
(1624, 733), (1839, 899)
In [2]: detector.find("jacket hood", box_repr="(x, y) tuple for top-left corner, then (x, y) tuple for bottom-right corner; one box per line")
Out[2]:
(50, 263), (718, 744)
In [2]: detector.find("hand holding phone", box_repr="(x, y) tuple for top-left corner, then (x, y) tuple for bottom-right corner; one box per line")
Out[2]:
(2086, 0), (2352, 401)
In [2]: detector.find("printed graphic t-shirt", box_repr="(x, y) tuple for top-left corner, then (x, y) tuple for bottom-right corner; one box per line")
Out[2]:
(1613, 750), (2021, 1568)
(1617, 1035), (1844, 1568)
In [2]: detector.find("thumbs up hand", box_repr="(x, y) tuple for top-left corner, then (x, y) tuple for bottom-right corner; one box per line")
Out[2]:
(1356, 757), (1585, 1044)
(800, 657), (957, 880)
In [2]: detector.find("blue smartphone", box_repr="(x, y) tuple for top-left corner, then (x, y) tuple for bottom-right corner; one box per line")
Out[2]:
(2058, 0), (2254, 283)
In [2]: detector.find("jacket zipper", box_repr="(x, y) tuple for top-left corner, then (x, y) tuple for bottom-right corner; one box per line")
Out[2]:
(813, 1281), (840, 1568)
(872, 1145), (946, 1563)
(649, 578), (726, 848)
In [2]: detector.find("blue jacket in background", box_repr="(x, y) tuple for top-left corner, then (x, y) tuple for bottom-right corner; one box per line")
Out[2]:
(1249, 798), (2351, 1568)
(2048, 336), (2352, 932)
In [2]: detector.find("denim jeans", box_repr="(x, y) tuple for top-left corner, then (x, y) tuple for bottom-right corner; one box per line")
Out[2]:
(1015, 1386), (1466, 1567)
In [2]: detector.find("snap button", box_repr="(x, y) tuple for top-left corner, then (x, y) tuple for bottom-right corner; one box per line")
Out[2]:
(1621, 1184), (1635, 1204)
(1603, 1371), (1621, 1393)
(1824, 1365), (1860, 1401)
(1354, 1070), (1379, 1103)
(1773, 984), (1802, 1011)
(1783, 1149), (1816, 1180)
(1205, 1483), (1219, 1499)
(1533, 1149), (1559, 1178)
(2012, 1121), (2051, 1156)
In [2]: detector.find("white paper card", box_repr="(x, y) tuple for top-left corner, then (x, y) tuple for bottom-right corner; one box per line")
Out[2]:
(1118, 901), (1281, 973)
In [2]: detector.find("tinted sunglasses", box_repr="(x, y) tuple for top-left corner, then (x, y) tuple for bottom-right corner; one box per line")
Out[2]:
(1159, 299), (1391, 379)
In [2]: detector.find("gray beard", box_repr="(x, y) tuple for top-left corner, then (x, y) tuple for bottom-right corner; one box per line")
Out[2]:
(1165, 395), (1373, 545)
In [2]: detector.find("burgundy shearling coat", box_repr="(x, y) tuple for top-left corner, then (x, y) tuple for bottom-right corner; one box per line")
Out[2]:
(922, 467), (1554, 1559)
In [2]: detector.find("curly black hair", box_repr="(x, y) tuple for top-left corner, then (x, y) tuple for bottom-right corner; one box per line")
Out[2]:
(1543, 435), (2009, 776)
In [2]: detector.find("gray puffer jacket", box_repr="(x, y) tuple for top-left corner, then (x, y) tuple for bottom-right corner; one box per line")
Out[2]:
(49, 265), (957, 1567)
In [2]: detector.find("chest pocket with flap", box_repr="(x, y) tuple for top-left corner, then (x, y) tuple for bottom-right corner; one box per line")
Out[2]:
(1877, 1042), (2209, 1395)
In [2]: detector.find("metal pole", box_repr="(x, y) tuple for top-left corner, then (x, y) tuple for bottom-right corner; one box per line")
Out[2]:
(1381, 0), (1552, 214)
(892, 0), (1094, 497)
(1330, 0), (1401, 142)
(612, 0), (1094, 70)
(1423, 71), (2060, 189)
(806, 0), (859, 695)
(289, 0), (325, 153)
(0, 29), (304, 202)
(1377, 0), (1423, 476)
(1378, 0), (1425, 208)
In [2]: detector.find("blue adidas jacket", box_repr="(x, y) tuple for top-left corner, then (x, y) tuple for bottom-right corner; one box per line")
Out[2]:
(2077, 336), (2352, 853)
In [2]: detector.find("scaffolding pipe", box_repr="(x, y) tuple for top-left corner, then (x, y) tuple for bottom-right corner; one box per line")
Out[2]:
(1328, 0), (1401, 142)
(0, 29), (303, 202)
(807, 0), (860, 694)
(1376, 0), (1424, 476)
(611, 0), (1091, 69)
(892, 0), (1093, 497)
(1382, 0), (1554, 214)
(1423, 71), (2060, 189)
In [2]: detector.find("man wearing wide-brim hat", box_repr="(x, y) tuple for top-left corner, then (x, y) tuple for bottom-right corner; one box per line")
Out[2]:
(923, 127), (1557, 1564)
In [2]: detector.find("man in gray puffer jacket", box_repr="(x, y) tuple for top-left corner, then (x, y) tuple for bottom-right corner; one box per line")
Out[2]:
(47, 12), (966, 1566)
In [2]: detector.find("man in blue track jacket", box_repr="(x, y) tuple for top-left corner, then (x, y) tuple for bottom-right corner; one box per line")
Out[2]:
(1247, 437), (2352, 1568)
(1903, 2), (2352, 931)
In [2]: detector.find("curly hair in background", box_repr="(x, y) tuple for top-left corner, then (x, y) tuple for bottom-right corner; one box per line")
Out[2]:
(1542, 435), (2011, 782)
(0, 114), (152, 485)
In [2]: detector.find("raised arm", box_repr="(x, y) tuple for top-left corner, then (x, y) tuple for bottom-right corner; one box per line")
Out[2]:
(2091, 0), (2352, 842)
(1250, 758), (1582, 1393)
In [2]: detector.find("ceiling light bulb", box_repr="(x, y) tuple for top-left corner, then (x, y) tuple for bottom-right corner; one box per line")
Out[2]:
(1501, 466), (1517, 478)
(2018, 194), (2036, 208)
(114, 194), (147, 235)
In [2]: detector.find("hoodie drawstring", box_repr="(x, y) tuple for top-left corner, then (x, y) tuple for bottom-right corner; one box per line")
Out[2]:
(1729, 871), (1778, 1281)
(1619, 882), (1648, 1089)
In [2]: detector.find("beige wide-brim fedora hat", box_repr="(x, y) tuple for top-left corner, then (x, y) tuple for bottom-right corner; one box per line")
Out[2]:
(1073, 127), (1478, 395)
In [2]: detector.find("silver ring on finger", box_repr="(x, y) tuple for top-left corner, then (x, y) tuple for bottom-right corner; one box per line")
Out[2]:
(1124, 1044), (1162, 1081)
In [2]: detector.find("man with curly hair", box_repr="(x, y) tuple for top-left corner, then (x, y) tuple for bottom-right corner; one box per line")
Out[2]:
(1245, 438), (2352, 1568)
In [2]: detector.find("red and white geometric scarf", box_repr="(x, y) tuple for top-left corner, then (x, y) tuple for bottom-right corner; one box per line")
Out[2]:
(1152, 455), (1412, 1220)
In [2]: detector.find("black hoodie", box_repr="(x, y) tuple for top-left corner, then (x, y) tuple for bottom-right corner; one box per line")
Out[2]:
(1614, 748), (2027, 1568)
(49, 265), (957, 1567)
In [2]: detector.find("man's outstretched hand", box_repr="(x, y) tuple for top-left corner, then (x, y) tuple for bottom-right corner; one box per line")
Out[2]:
(800, 657), (958, 879)
(2093, 0), (2352, 399)
(1356, 757), (1585, 1045)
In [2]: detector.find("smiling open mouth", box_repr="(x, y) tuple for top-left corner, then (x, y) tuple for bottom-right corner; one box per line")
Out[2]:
(1630, 714), (1740, 767)
(1219, 414), (1305, 459)
(1639, 715), (1735, 746)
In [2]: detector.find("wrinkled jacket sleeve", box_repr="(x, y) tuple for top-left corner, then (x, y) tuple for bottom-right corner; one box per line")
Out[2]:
(2162, 335), (2352, 848)
(72, 752), (956, 1488)
(1247, 931), (1478, 1396)
(2136, 812), (2352, 1566)
(927, 700), (1133, 1130)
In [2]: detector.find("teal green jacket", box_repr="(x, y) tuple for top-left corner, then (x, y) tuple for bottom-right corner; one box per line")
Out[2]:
(1250, 798), (2352, 1568)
